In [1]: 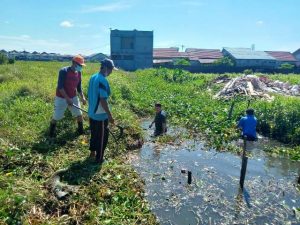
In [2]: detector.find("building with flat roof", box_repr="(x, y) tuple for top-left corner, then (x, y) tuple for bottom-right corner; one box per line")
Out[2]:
(110, 29), (153, 71)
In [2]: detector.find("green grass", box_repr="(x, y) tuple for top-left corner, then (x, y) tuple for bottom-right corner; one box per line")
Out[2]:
(0, 61), (157, 225)
(1, 61), (300, 224)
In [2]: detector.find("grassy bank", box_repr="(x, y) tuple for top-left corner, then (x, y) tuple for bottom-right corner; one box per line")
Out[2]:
(1, 61), (300, 224)
(0, 61), (157, 224)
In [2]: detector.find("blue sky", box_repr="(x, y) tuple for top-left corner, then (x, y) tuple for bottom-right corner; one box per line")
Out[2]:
(0, 0), (299, 55)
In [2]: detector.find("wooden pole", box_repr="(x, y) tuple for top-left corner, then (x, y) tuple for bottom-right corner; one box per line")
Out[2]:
(188, 171), (192, 184)
(239, 136), (248, 189)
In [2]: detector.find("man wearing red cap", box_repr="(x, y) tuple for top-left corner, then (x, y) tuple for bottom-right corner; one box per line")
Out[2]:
(49, 55), (87, 137)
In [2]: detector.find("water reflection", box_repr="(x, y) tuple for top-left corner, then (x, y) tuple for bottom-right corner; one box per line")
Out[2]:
(129, 121), (300, 224)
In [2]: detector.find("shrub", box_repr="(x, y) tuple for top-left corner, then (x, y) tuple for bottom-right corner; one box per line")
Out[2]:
(0, 53), (8, 65)
(213, 57), (234, 67)
(173, 58), (190, 66)
(279, 63), (294, 70)
(243, 69), (253, 75)
(8, 58), (15, 64)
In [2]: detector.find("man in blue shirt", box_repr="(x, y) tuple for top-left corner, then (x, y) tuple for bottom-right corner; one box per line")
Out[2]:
(237, 108), (257, 141)
(88, 58), (117, 164)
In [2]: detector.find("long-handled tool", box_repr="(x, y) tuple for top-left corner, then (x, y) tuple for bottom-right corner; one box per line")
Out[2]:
(72, 103), (124, 143)
(72, 103), (88, 114)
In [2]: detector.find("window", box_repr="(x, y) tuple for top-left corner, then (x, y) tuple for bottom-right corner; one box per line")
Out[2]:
(111, 55), (122, 60)
(121, 37), (134, 49)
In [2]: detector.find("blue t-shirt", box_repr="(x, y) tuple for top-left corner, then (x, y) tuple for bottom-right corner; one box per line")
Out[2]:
(238, 115), (257, 138)
(88, 73), (111, 121)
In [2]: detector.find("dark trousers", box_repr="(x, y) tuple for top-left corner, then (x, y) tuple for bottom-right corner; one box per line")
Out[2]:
(89, 118), (109, 162)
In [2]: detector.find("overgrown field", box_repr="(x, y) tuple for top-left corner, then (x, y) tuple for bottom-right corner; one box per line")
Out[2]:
(0, 62), (300, 224)
(0, 62), (157, 225)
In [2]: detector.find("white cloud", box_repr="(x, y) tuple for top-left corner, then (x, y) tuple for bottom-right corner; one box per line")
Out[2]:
(0, 35), (73, 53)
(60, 20), (74, 28)
(81, 2), (131, 13)
(256, 20), (264, 26)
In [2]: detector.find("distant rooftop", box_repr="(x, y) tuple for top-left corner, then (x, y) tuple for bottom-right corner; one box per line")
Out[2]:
(265, 51), (297, 62)
(153, 48), (223, 60)
(153, 48), (187, 58)
(223, 47), (276, 60)
(185, 48), (223, 59)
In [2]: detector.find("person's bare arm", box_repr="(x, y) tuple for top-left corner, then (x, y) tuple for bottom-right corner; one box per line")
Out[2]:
(100, 98), (114, 124)
(78, 91), (86, 105)
(59, 89), (73, 105)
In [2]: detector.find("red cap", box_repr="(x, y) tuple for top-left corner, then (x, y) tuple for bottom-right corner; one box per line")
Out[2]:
(72, 55), (86, 66)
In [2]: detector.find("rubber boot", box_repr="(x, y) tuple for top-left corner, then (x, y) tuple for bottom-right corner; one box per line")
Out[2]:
(77, 122), (84, 135)
(49, 122), (56, 137)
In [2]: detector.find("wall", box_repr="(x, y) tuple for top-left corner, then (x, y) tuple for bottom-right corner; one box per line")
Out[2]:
(110, 30), (153, 71)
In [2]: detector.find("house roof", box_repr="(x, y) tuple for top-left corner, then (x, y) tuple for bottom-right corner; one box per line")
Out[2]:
(185, 48), (223, 59)
(154, 48), (223, 61)
(153, 48), (187, 58)
(223, 47), (276, 60)
(265, 51), (297, 62)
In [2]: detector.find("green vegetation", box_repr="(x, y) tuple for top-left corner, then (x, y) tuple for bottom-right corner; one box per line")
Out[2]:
(243, 69), (253, 75)
(213, 56), (234, 66)
(0, 61), (156, 224)
(0, 62), (300, 224)
(173, 58), (190, 66)
(279, 63), (295, 70)
(0, 53), (8, 65)
(0, 53), (15, 65)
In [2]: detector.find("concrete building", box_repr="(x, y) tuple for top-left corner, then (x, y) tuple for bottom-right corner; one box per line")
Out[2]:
(110, 29), (153, 71)
(222, 47), (277, 69)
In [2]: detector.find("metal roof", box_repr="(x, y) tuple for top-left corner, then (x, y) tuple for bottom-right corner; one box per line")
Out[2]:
(154, 48), (222, 60)
(223, 48), (276, 60)
(265, 51), (297, 62)
(153, 48), (187, 58)
(185, 48), (223, 59)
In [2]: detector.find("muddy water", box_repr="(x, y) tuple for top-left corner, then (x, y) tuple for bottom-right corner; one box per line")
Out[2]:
(128, 121), (300, 225)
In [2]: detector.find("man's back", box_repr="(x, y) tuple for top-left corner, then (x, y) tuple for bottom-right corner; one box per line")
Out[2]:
(238, 115), (257, 138)
(88, 73), (110, 121)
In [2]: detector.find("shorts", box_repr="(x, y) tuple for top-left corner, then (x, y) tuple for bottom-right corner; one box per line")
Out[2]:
(52, 96), (82, 120)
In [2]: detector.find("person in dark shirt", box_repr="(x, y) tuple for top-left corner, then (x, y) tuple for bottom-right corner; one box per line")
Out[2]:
(237, 108), (257, 141)
(49, 55), (87, 137)
(149, 103), (167, 136)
